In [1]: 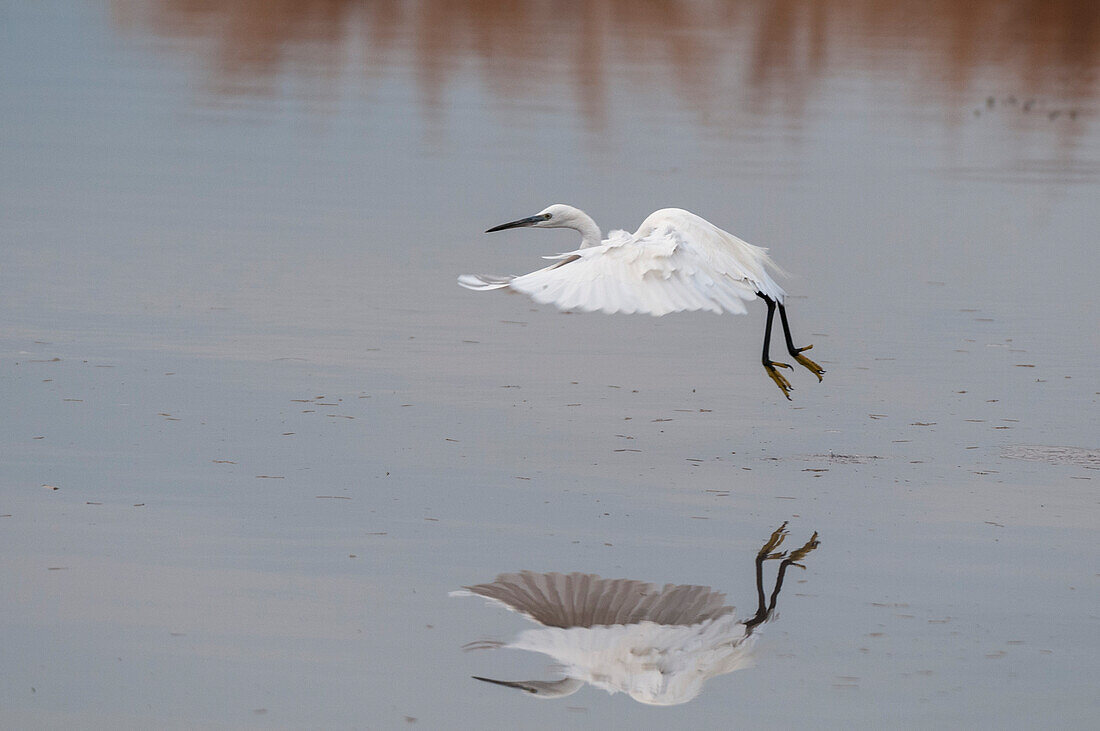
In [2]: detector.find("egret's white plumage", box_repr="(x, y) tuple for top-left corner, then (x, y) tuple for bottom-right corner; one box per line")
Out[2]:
(459, 206), (785, 316)
(459, 205), (824, 398)
(454, 525), (820, 706)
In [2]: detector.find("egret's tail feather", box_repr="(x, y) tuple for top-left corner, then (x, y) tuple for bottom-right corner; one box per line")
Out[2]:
(458, 273), (514, 291)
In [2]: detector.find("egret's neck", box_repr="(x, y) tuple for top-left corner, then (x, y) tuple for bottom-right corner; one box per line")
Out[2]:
(570, 212), (602, 248)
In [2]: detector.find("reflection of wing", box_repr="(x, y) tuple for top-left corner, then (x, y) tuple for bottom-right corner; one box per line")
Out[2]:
(511, 619), (756, 705)
(457, 527), (818, 706)
(454, 571), (733, 629)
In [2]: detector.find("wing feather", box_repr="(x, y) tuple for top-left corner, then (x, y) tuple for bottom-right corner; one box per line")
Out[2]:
(637, 208), (786, 303)
(457, 273), (513, 290)
(453, 571), (734, 628)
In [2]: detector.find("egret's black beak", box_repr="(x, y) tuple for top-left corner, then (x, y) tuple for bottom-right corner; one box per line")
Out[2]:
(472, 676), (535, 692)
(486, 215), (542, 233)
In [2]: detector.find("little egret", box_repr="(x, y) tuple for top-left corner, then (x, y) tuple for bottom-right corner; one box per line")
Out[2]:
(459, 205), (824, 399)
(453, 523), (819, 706)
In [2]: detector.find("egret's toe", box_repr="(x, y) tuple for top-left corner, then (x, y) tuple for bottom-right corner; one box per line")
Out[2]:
(785, 532), (821, 566)
(758, 522), (789, 559)
(791, 346), (825, 381)
(764, 362), (794, 400)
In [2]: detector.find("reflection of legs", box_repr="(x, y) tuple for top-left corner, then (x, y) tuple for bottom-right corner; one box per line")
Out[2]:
(760, 296), (794, 399)
(744, 523), (790, 631)
(778, 303), (825, 380)
(744, 523), (820, 634)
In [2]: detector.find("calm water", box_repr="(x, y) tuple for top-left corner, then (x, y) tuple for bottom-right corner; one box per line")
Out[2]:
(2, 1), (1098, 728)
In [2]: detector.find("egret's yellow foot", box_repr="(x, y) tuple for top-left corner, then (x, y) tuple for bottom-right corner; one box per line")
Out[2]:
(790, 344), (825, 381)
(784, 531), (820, 568)
(764, 361), (794, 400)
(758, 522), (790, 560)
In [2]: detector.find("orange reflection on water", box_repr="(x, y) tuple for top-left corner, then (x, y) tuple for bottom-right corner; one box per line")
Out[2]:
(113, 0), (1100, 121)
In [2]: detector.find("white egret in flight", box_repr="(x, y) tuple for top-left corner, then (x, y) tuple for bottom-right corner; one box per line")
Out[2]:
(453, 523), (819, 706)
(458, 205), (824, 399)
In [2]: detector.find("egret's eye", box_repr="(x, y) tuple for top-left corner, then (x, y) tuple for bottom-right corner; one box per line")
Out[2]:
(542, 213), (552, 220)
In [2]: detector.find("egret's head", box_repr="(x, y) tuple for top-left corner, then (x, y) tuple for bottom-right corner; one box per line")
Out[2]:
(486, 204), (584, 233)
(471, 676), (584, 699)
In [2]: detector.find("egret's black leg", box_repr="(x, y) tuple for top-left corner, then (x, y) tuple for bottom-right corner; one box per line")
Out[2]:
(760, 295), (793, 399)
(777, 303), (825, 381)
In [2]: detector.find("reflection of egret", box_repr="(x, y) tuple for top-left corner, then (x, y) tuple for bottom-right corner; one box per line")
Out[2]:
(459, 205), (824, 398)
(453, 523), (819, 705)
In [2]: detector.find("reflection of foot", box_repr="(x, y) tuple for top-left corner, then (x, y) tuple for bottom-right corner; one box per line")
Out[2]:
(764, 361), (794, 399)
(790, 344), (825, 381)
(783, 531), (821, 568)
(758, 522), (790, 560)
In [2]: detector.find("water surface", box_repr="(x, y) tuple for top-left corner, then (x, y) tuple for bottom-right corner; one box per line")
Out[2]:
(2, 1), (1098, 728)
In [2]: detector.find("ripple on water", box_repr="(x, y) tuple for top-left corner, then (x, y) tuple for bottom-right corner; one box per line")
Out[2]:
(1001, 445), (1100, 468)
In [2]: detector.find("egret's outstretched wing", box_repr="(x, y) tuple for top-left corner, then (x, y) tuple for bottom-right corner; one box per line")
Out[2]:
(489, 215), (784, 316)
(452, 571), (733, 629)
(494, 231), (746, 316)
(635, 208), (787, 303)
